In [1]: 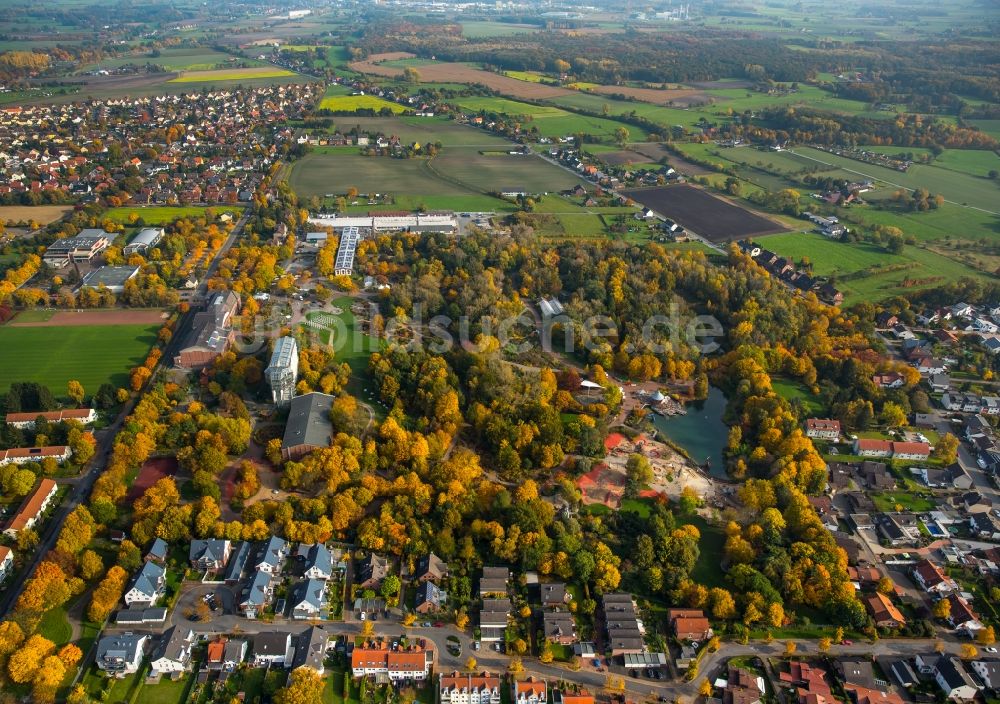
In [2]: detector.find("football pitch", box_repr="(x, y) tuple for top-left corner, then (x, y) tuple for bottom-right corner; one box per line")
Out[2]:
(0, 323), (160, 395)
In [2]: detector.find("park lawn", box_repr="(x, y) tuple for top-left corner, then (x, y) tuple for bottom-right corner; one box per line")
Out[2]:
(303, 297), (378, 398)
(168, 67), (296, 83)
(772, 377), (823, 415)
(103, 205), (243, 225)
(37, 605), (72, 646)
(319, 95), (407, 113)
(684, 515), (726, 590)
(0, 323), (159, 395)
(619, 497), (654, 518)
(872, 491), (936, 513)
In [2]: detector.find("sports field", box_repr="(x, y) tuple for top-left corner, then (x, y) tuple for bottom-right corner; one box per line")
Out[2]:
(168, 67), (297, 83)
(102, 205), (244, 225)
(318, 94), (407, 113)
(0, 319), (160, 394)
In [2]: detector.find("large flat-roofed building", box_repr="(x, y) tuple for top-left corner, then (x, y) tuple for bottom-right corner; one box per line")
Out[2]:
(309, 213), (458, 234)
(78, 265), (140, 293)
(265, 336), (299, 406)
(124, 227), (165, 255)
(174, 290), (240, 369)
(281, 392), (334, 460)
(43, 229), (111, 267)
(3, 477), (58, 537)
(334, 226), (360, 277)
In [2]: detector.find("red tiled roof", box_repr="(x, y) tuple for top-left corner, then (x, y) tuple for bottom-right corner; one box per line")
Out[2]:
(5, 408), (94, 424)
(5, 478), (57, 532)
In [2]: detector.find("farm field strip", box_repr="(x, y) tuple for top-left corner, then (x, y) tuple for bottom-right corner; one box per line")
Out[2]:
(168, 67), (297, 83)
(318, 94), (407, 113)
(789, 147), (1000, 215)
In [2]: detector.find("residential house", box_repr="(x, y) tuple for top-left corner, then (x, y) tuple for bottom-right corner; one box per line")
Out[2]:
(946, 594), (983, 635)
(969, 661), (1000, 693)
(859, 462), (895, 491)
(513, 677), (547, 704)
(206, 638), (227, 671)
(541, 582), (569, 607)
(805, 419), (841, 440)
(865, 592), (906, 628)
(934, 657), (980, 701)
(292, 626), (332, 674)
(4, 408), (96, 428)
(297, 543), (333, 581)
(669, 608), (712, 641)
(439, 672), (502, 704)
(779, 661), (834, 704)
(189, 539), (232, 571)
(223, 639), (247, 671)
(0, 546), (13, 583)
(124, 561), (166, 607)
(254, 536), (288, 574)
(147, 538), (168, 564)
(351, 644), (433, 680)
(553, 691), (594, 704)
(479, 598), (512, 642)
(970, 512), (1000, 540)
(873, 373), (905, 389)
(478, 566), (509, 597)
(415, 581), (448, 614)
(2, 478), (58, 537)
(240, 571), (273, 619)
(150, 627), (195, 676)
(223, 541), (251, 584)
(96, 633), (148, 675)
(281, 392), (335, 460)
(357, 553), (390, 589)
(963, 492), (993, 514)
(604, 593), (644, 656)
(892, 442), (931, 461)
(252, 632), (293, 667)
(854, 439), (891, 458)
(724, 667), (765, 704)
(542, 611), (577, 645)
(291, 578), (326, 620)
(912, 559), (956, 594)
(415, 553), (448, 583)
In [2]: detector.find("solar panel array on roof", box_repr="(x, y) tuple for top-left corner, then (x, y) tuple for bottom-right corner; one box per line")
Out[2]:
(335, 226), (360, 275)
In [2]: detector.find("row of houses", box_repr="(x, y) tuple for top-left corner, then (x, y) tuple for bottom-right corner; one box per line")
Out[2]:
(853, 438), (931, 461)
(736, 240), (844, 305)
(96, 626), (331, 678)
(1, 477), (58, 538)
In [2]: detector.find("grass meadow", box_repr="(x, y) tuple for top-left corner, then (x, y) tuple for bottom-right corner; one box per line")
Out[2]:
(169, 67), (297, 83)
(103, 205), (243, 225)
(454, 96), (650, 141)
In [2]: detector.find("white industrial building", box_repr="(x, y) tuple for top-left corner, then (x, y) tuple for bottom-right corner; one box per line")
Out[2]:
(124, 227), (165, 255)
(309, 213), (457, 233)
(265, 336), (299, 405)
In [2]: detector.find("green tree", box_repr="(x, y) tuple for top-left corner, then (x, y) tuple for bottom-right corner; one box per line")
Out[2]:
(624, 453), (653, 498)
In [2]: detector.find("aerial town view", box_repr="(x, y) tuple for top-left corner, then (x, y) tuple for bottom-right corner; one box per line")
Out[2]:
(0, 0), (999, 702)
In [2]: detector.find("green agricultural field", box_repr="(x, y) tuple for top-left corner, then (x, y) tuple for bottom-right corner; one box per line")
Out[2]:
(759, 231), (989, 303)
(454, 96), (649, 141)
(289, 147), (585, 202)
(0, 323), (159, 394)
(790, 147), (1000, 214)
(103, 205), (243, 225)
(461, 21), (539, 37)
(318, 94), (407, 113)
(169, 67), (297, 83)
(504, 70), (551, 83)
(968, 119), (1000, 141)
(81, 48), (259, 73)
(314, 115), (512, 147)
